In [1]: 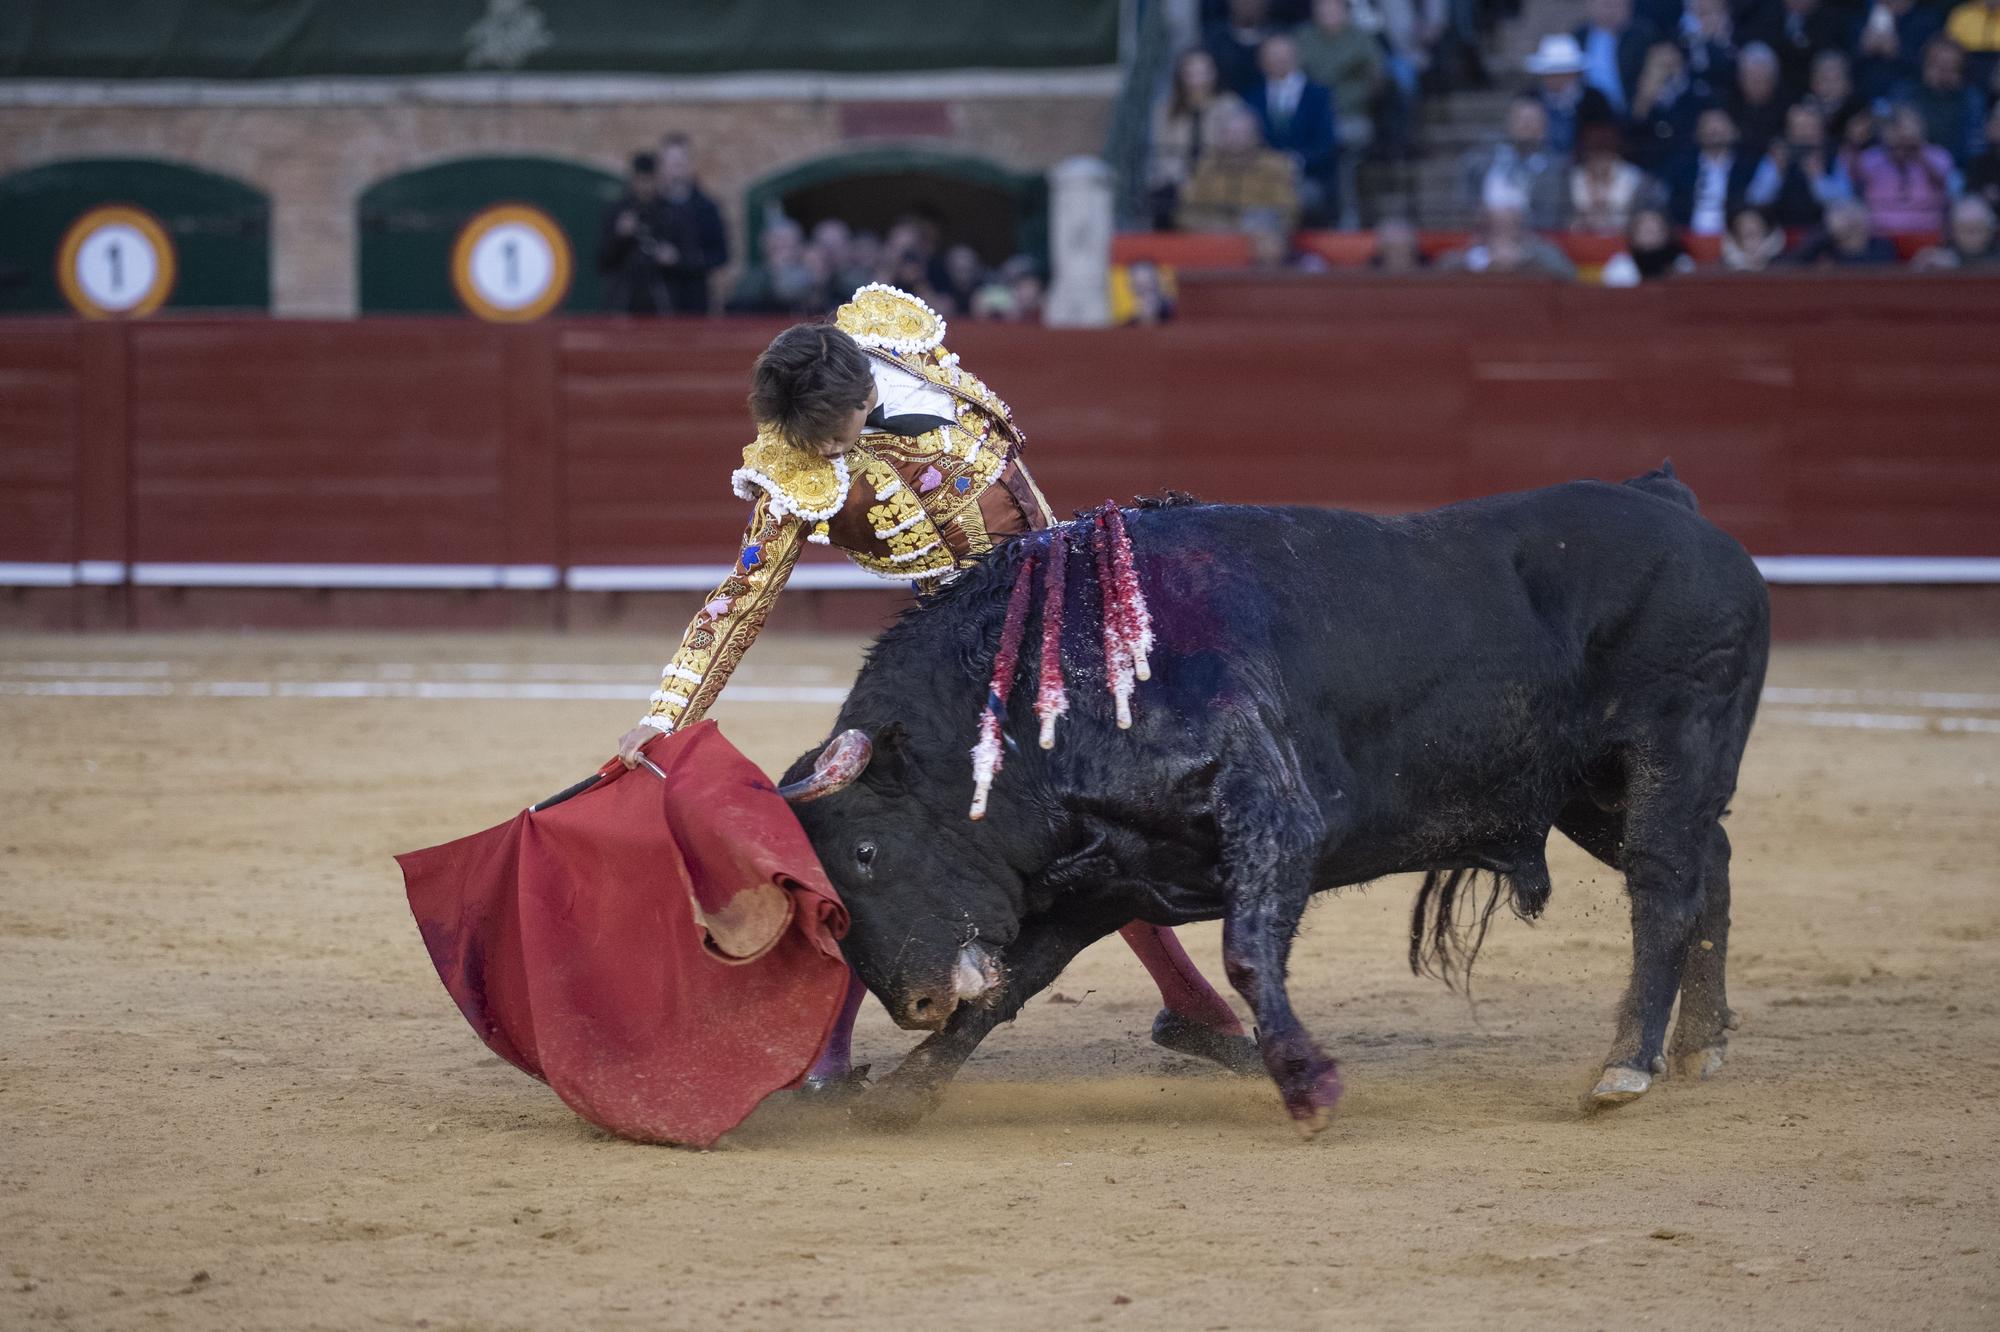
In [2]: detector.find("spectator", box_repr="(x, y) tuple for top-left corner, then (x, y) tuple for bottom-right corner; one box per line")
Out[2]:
(884, 245), (940, 306)
(1571, 121), (1647, 233)
(1729, 43), (1789, 159)
(1802, 49), (1863, 141)
(1295, 0), (1386, 226)
(933, 244), (986, 317)
(1722, 205), (1788, 269)
(1250, 34), (1343, 224)
(848, 230), (885, 286)
(1574, 0), (1654, 115)
(1601, 206), (1695, 283)
(1908, 38), (1988, 164)
(1371, 0), (1448, 103)
(1122, 260), (1177, 324)
(1790, 199), (1903, 261)
(1668, 107), (1759, 235)
(723, 217), (827, 315)
(1525, 33), (1617, 154)
(1369, 216), (1431, 270)
(1753, 0), (1847, 98)
(1963, 101), (2000, 207)
(1853, 103), (1957, 232)
(651, 133), (729, 315)
(1854, 0), (1945, 103)
(1149, 48), (1255, 229)
(811, 218), (873, 296)
(597, 151), (676, 315)
(1462, 95), (1571, 229)
(1244, 206), (1332, 268)
(1745, 101), (1854, 227)
(1436, 198), (1579, 276)
(1207, 0), (1280, 96)
(1627, 41), (1704, 174)
(1945, 0), (2000, 78)
(1680, 0), (1740, 102)
(1911, 195), (2000, 265)
(1178, 99), (1305, 230)
(883, 215), (938, 277)
(971, 256), (1045, 322)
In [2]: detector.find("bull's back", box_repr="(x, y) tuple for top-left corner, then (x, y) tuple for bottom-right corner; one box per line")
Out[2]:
(1127, 484), (1765, 862)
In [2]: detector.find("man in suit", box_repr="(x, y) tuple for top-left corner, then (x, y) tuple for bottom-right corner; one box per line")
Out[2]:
(1249, 33), (1342, 224)
(1459, 95), (1572, 229)
(1572, 0), (1654, 116)
(1668, 107), (1762, 235)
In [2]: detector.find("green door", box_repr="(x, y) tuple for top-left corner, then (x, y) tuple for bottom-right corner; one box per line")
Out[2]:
(0, 158), (269, 315)
(357, 157), (623, 317)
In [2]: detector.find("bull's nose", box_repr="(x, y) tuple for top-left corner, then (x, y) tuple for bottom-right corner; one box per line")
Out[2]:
(896, 992), (959, 1032)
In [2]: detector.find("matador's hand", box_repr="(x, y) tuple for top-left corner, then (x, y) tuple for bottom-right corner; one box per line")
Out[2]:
(617, 724), (663, 768)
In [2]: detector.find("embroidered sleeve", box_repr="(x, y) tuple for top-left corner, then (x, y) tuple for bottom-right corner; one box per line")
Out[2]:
(641, 495), (801, 733)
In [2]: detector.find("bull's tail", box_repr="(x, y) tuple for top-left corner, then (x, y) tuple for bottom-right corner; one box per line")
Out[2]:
(1408, 865), (1552, 994)
(1622, 459), (1700, 513)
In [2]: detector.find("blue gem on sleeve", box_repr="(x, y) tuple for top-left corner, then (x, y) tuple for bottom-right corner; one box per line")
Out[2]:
(742, 543), (762, 569)
(954, 475), (972, 494)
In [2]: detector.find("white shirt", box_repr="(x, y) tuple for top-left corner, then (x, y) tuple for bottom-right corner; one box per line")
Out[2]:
(867, 356), (954, 424)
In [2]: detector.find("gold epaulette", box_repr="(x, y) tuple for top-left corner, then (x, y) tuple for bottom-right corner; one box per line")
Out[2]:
(731, 429), (851, 542)
(835, 283), (947, 356)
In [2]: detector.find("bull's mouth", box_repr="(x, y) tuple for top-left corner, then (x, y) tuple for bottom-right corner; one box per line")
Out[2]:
(891, 942), (1003, 1031)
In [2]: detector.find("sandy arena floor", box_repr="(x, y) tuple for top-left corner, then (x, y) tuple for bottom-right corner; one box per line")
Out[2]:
(2, 633), (1997, 1331)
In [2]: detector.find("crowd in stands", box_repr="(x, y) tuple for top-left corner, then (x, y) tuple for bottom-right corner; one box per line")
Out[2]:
(596, 132), (1045, 321)
(1146, 0), (2000, 274)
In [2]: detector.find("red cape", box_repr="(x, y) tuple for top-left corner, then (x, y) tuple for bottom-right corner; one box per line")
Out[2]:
(397, 723), (850, 1147)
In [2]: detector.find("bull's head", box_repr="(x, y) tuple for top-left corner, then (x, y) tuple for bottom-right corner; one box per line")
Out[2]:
(781, 725), (1024, 1032)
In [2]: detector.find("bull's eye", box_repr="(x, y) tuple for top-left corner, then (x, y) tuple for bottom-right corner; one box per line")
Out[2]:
(855, 841), (877, 875)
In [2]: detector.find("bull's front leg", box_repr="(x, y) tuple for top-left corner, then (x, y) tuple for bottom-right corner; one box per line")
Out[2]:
(854, 913), (1111, 1131)
(1214, 746), (1338, 1137)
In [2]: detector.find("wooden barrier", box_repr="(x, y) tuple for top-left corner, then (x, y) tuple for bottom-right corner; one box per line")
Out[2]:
(2, 276), (1996, 636)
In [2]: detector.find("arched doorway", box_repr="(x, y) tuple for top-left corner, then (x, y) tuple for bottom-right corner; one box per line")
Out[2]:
(0, 158), (269, 315)
(357, 157), (623, 316)
(743, 150), (1047, 267)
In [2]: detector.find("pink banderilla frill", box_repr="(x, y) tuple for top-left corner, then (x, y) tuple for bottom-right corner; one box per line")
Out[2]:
(967, 503), (1157, 818)
(969, 554), (1039, 820)
(1035, 525), (1069, 749)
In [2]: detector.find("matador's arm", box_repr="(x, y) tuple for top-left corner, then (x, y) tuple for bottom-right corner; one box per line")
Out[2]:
(640, 494), (802, 733)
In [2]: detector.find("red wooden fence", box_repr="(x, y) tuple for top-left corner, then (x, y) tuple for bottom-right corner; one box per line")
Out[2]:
(3, 274), (1997, 632)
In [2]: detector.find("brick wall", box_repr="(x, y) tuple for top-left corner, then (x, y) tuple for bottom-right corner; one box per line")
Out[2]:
(0, 94), (1111, 316)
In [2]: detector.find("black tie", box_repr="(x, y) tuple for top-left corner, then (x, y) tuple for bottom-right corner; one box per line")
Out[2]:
(865, 403), (954, 438)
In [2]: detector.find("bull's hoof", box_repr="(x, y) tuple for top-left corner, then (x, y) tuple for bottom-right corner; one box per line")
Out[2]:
(1673, 1045), (1727, 1081)
(851, 1079), (940, 1132)
(1586, 1065), (1653, 1109)
(1281, 1063), (1344, 1139)
(1151, 1010), (1265, 1077)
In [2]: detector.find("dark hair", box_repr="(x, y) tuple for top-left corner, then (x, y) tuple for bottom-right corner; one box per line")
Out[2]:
(629, 150), (658, 174)
(748, 324), (874, 450)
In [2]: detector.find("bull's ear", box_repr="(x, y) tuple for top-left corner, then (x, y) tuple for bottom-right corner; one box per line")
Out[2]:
(861, 721), (915, 794)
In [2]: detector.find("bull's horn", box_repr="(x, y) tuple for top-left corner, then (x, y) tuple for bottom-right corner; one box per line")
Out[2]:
(778, 729), (873, 803)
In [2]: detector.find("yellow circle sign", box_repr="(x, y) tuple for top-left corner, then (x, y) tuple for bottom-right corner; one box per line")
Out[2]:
(450, 204), (572, 322)
(56, 205), (177, 319)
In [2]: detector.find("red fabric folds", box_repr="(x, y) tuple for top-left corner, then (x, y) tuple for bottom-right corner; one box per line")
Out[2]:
(396, 722), (850, 1148)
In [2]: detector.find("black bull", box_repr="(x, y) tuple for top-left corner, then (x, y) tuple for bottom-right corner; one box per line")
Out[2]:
(782, 470), (1769, 1134)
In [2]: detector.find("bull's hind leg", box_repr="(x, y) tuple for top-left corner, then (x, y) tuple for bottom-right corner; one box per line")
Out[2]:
(1212, 740), (1338, 1136)
(1668, 822), (1737, 1080)
(1591, 759), (1722, 1108)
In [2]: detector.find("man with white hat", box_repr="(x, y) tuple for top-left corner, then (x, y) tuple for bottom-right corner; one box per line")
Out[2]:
(1524, 32), (1616, 153)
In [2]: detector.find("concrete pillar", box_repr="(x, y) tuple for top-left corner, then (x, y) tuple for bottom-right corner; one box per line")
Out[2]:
(1043, 155), (1113, 328)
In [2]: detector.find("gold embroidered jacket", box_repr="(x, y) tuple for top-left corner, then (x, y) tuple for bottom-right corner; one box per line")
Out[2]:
(642, 285), (1055, 734)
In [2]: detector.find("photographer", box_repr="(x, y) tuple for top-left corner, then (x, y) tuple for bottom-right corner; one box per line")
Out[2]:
(597, 151), (677, 315)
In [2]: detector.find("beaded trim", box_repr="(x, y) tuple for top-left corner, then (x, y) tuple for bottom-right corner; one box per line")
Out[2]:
(837, 282), (947, 355)
(729, 452), (851, 524)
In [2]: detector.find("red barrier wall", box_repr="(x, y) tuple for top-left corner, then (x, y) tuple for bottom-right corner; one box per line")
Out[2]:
(2, 275), (1997, 633)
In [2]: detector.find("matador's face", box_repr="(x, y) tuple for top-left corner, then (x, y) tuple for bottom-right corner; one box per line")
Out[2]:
(810, 382), (878, 458)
